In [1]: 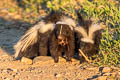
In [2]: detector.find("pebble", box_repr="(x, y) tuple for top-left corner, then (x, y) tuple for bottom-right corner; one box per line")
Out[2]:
(7, 68), (18, 72)
(33, 56), (53, 64)
(54, 73), (62, 78)
(4, 77), (10, 80)
(102, 72), (111, 76)
(56, 74), (62, 77)
(21, 57), (32, 64)
(100, 67), (111, 73)
(86, 67), (99, 71)
(54, 64), (57, 67)
(2, 69), (7, 73)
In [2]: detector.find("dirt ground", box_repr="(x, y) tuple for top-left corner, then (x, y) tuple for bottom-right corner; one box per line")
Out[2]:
(0, 7), (120, 80)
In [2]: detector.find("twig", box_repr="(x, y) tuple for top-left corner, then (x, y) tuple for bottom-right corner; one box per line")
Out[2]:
(78, 49), (91, 63)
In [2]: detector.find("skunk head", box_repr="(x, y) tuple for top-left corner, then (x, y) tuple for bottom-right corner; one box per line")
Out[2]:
(54, 17), (76, 46)
(55, 24), (69, 46)
(75, 23), (104, 54)
(80, 41), (94, 54)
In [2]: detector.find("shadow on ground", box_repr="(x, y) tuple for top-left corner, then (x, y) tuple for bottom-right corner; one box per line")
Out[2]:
(0, 16), (32, 55)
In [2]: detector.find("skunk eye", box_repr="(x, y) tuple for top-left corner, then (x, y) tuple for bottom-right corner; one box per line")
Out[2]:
(63, 31), (67, 35)
(56, 31), (60, 35)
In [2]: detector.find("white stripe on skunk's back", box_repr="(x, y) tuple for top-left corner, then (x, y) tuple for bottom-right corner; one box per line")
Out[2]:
(61, 16), (76, 27)
(89, 23), (103, 39)
(75, 23), (104, 44)
(38, 21), (55, 33)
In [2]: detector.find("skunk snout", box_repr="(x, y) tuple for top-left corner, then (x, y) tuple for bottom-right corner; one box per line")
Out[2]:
(80, 42), (93, 52)
(58, 35), (68, 46)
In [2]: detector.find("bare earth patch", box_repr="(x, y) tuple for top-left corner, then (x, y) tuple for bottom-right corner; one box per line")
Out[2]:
(0, 50), (99, 80)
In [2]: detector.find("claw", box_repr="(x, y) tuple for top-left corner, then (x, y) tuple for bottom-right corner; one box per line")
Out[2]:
(66, 57), (72, 62)
(54, 57), (59, 63)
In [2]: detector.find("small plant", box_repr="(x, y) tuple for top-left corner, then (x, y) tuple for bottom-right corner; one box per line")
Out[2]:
(47, 0), (77, 18)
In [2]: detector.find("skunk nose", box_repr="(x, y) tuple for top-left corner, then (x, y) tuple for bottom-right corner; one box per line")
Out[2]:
(58, 39), (65, 46)
(61, 43), (64, 45)
(61, 40), (65, 45)
(61, 42), (65, 45)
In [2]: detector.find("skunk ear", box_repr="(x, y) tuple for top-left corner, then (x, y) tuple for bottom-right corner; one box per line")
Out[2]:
(44, 11), (63, 23)
(50, 10), (61, 14)
(50, 10), (56, 14)
(76, 12), (84, 23)
(76, 11), (92, 29)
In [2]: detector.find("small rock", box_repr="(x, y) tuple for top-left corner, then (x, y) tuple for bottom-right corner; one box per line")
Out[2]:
(86, 67), (99, 71)
(7, 68), (17, 72)
(12, 69), (18, 72)
(59, 57), (66, 62)
(21, 57), (32, 64)
(100, 67), (111, 73)
(2, 69), (7, 73)
(71, 58), (80, 62)
(7, 68), (13, 72)
(97, 76), (107, 80)
(55, 73), (62, 78)
(38, 70), (44, 74)
(4, 77), (10, 80)
(103, 72), (111, 76)
(20, 69), (25, 72)
(33, 56), (54, 64)
(54, 64), (57, 67)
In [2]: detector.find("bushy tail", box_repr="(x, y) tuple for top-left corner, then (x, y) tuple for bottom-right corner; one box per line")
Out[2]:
(14, 21), (55, 58)
(14, 24), (40, 58)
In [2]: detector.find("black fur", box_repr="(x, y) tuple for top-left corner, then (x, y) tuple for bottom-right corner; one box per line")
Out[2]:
(38, 12), (65, 57)
(14, 12), (63, 59)
(75, 13), (103, 61)
(49, 24), (75, 63)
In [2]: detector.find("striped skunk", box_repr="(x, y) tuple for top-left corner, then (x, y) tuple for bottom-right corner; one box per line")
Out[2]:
(14, 12), (62, 59)
(75, 13), (104, 62)
(14, 11), (76, 63)
(49, 16), (76, 63)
